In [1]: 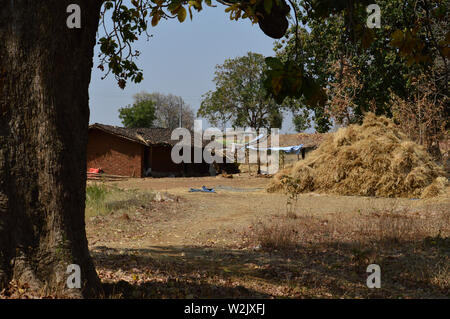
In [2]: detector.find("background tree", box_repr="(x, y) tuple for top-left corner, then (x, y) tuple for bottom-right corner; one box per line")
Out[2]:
(118, 99), (157, 128)
(391, 75), (448, 159)
(325, 60), (364, 126)
(198, 52), (293, 173)
(272, 0), (449, 135)
(198, 52), (290, 130)
(292, 108), (311, 132)
(134, 92), (195, 130)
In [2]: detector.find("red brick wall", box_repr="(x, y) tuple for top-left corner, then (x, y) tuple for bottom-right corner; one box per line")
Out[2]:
(150, 145), (182, 173)
(87, 129), (144, 177)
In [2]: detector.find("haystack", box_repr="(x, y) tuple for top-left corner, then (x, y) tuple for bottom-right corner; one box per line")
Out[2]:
(268, 113), (447, 198)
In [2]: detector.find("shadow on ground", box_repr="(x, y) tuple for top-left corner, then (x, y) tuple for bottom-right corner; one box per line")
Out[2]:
(92, 238), (449, 298)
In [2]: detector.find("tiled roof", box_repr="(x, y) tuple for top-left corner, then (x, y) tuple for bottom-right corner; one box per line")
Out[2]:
(89, 123), (206, 147)
(89, 123), (327, 149)
(89, 123), (179, 146)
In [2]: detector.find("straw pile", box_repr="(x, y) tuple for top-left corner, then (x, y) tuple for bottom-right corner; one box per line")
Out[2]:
(268, 113), (447, 198)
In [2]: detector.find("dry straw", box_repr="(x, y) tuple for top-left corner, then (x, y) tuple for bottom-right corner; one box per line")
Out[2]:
(268, 113), (447, 198)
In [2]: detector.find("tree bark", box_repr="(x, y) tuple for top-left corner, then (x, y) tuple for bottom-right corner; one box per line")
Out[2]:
(0, 0), (103, 297)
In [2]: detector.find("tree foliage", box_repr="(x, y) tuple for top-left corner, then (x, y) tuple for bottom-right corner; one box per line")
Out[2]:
(390, 75), (448, 158)
(118, 98), (157, 128)
(134, 92), (195, 130)
(98, 0), (448, 132)
(292, 108), (311, 132)
(198, 52), (290, 130)
(271, 0), (449, 131)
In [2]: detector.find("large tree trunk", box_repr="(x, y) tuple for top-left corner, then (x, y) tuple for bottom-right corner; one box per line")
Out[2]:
(0, 0), (103, 297)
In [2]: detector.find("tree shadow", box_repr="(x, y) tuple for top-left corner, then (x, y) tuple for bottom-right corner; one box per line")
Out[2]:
(91, 236), (449, 299)
(93, 245), (273, 298)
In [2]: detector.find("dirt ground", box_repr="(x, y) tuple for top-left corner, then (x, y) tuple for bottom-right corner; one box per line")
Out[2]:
(84, 175), (449, 298)
(87, 175), (445, 248)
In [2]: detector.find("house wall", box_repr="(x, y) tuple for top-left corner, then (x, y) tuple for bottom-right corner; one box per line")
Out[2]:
(87, 128), (211, 178)
(149, 145), (181, 173)
(145, 145), (210, 177)
(87, 129), (144, 177)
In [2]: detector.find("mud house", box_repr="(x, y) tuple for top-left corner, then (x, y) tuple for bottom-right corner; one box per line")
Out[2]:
(87, 123), (210, 177)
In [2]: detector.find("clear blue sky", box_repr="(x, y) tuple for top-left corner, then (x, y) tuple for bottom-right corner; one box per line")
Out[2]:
(88, 5), (296, 133)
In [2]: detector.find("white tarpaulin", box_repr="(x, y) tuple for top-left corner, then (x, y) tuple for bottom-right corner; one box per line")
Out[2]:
(246, 144), (304, 155)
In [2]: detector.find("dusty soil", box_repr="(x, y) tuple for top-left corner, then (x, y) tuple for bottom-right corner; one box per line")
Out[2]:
(87, 175), (442, 248)
(84, 176), (449, 298)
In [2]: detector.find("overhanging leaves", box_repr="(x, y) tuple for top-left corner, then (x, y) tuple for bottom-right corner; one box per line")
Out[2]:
(263, 57), (325, 106)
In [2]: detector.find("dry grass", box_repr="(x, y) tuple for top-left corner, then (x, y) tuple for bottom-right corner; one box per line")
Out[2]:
(89, 200), (448, 299)
(242, 204), (449, 297)
(86, 176), (448, 298)
(421, 177), (449, 198)
(246, 203), (449, 251)
(268, 113), (447, 198)
(85, 183), (156, 218)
